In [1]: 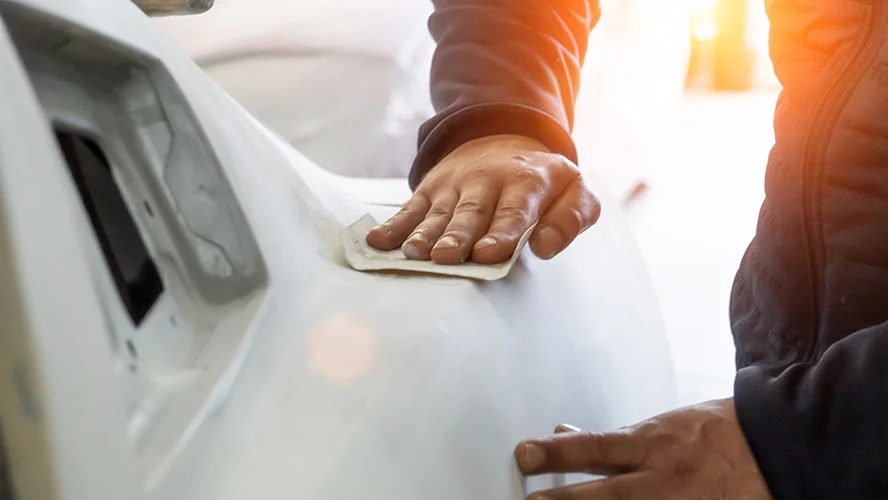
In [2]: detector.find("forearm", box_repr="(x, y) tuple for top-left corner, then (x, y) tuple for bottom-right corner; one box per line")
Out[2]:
(735, 321), (888, 499)
(410, 0), (600, 189)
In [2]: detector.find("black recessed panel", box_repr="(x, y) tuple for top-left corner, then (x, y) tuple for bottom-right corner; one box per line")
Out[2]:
(54, 129), (163, 325)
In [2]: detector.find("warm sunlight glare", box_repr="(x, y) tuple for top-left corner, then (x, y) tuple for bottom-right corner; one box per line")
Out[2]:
(307, 314), (377, 385)
(693, 19), (719, 41)
(690, 0), (719, 15)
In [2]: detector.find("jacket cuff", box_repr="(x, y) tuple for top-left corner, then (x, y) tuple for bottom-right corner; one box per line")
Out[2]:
(408, 102), (579, 190)
(734, 364), (806, 499)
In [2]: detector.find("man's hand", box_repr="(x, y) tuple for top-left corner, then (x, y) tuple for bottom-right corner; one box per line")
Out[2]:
(366, 135), (601, 265)
(514, 399), (772, 500)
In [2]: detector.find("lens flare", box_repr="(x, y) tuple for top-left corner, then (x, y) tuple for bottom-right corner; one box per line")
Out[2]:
(307, 314), (377, 385)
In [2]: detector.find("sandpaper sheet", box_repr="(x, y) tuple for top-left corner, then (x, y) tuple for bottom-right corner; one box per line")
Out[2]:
(342, 214), (535, 281)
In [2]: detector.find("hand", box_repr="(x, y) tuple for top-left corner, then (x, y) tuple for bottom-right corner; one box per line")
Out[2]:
(366, 135), (601, 265)
(514, 399), (772, 500)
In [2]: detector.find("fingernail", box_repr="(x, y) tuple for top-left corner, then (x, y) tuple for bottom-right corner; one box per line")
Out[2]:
(402, 234), (427, 259)
(406, 233), (427, 246)
(537, 226), (563, 259)
(372, 224), (391, 236)
(520, 442), (546, 471)
(434, 235), (459, 250)
(473, 236), (497, 251)
(402, 242), (419, 258)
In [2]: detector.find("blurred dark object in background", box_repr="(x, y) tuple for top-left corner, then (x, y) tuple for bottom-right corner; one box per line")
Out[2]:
(686, 0), (756, 91)
(133, 0), (214, 16)
(0, 422), (11, 500)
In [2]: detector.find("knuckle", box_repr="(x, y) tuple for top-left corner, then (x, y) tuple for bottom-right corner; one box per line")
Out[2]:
(577, 178), (595, 195)
(546, 431), (587, 461)
(412, 182), (435, 199)
(700, 419), (725, 449)
(551, 153), (581, 174)
(413, 192), (432, 205)
(579, 184), (599, 206)
(567, 196), (600, 233)
(398, 194), (430, 214)
(565, 207), (586, 232)
(588, 196), (602, 222)
(634, 421), (660, 439)
(582, 432), (614, 462)
(454, 198), (487, 216)
(470, 164), (496, 178)
(509, 153), (532, 164)
(511, 165), (549, 188)
(396, 206), (419, 219)
(651, 432), (682, 452)
(495, 204), (533, 225)
(427, 205), (453, 218)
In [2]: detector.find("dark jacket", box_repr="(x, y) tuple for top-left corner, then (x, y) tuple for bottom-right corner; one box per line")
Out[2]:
(408, 0), (598, 190)
(413, 1), (888, 498)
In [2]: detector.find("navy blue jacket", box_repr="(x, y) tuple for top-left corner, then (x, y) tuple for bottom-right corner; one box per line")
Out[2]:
(414, 1), (888, 498)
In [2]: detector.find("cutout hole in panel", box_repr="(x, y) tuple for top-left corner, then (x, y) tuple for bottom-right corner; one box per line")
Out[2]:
(54, 128), (163, 325)
(0, 0), (268, 305)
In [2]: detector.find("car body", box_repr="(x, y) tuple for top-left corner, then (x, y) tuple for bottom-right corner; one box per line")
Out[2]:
(0, 1), (676, 499)
(154, 0), (436, 179)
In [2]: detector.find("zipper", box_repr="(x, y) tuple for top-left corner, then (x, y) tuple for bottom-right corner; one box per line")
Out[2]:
(799, 1), (886, 362)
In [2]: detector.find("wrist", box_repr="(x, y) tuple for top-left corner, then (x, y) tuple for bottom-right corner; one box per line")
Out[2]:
(452, 134), (553, 156)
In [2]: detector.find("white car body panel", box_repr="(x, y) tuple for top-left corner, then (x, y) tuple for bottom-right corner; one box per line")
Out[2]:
(0, 2), (675, 500)
(155, 0), (435, 179)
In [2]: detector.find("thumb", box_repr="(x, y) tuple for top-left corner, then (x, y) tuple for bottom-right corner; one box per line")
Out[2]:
(529, 177), (601, 260)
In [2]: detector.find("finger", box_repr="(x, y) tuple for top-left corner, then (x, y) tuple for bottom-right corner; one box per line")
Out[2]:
(367, 194), (432, 250)
(430, 183), (498, 264)
(515, 430), (647, 475)
(471, 183), (545, 265)
(527, 472), (661, 500)
(551, 424), (582, 489)
(401, 191), (459, 260)
(530, 177), (601, 260)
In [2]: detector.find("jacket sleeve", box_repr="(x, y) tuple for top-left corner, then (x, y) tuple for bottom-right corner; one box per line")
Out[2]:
(408, 0), (601, 190)
(734, 321), (888, 499)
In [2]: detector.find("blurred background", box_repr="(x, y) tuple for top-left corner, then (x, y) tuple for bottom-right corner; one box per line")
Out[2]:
(155, 0), (778, 407)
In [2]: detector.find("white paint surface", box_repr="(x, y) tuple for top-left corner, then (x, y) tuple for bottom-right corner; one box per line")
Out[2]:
(0, 2), (677, 500)
(153, 0), (435, 179)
